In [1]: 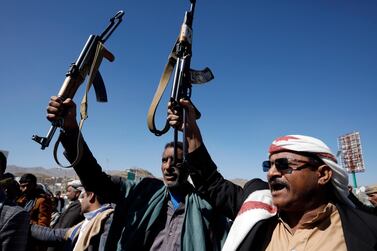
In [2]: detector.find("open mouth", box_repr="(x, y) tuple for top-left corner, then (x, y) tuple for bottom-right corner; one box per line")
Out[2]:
(164, 173), (177, 181)
(269, 181), (288, 192)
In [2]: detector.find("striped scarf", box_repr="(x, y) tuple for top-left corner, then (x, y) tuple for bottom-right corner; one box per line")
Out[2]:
(222, 189), (276, 251)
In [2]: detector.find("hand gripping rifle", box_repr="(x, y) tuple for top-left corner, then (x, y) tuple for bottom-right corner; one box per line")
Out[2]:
(32, 10), (124, 151)
(147, 0), (214, 165)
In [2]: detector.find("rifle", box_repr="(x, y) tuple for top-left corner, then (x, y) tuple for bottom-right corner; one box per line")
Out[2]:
(147, 0), (214, 165)
(32, 10), (124, 150)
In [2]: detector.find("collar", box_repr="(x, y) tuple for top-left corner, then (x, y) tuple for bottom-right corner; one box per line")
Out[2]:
(278, 202), (337, 232)
(301, 202), (337, 227)
(83, 204), (112, 220)
(169, 192), (184, 210)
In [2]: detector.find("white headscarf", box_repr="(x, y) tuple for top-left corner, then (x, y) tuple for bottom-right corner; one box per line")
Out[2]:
(269, 135), (354, 207)
(67, 179), (84, 192)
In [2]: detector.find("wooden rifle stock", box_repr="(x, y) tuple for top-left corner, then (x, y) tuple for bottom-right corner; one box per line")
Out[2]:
(57, 39), (114, 100)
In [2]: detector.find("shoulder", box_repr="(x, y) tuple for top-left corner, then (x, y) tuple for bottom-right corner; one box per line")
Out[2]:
(63, 200), (82, 215)
(244, 179), (269, 193)
(35, 194), (51, 206)
(242, 179), (269, 202)
(336, 203), (377, 249)
(70, 200), (81, 208)
(137, 177), (164, 186)
(337, 203), (377, 237)
(133, 177), (164, 194)
(0, 204), (28, 227)
(1, 204), (26, 217)
(341, 204), (377, 228)
(114, 176), (164, 200)
(122, 176), (163, 190)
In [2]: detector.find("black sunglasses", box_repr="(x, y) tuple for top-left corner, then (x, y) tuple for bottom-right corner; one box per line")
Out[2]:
(262, 157), (320, 173)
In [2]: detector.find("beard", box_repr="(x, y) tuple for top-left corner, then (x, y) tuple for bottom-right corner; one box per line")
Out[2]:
(166, 175), (190, 193)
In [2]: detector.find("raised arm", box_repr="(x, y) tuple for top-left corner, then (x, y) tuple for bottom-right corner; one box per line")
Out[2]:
(168, 99), (247, 219)
(46, 96), (122, 202)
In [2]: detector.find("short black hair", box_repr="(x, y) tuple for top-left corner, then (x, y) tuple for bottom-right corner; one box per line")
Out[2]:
(95, 193), (109, 205)
(85, 189), (109, 205)
(19, 173), (37, 186)
(164, 141), (183, 150)
(0, 152), (7, 174)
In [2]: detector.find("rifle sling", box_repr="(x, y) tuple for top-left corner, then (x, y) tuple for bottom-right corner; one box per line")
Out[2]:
(147, 40), (178, 136)
(53, 42), (108, 168)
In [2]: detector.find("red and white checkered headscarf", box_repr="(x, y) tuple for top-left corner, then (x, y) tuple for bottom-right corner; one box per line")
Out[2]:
(223, 135), (354, 251)
(269, 135), (354, 207)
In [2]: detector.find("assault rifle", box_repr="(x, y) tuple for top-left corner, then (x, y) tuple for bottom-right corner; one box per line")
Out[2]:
(32, 10), (124, 150)
(147, 0), (214, 165)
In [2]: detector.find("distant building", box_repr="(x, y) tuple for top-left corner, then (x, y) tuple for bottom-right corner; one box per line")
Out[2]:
(124, 168), (154, 181)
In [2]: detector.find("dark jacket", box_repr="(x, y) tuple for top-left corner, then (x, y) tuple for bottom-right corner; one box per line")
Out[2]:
(52, 200), (83, 228)
(48, 200), (84, 251)
(0, 202), (30, 251)
(348, 191), (377, 215)
(31, 208), (113, 251)
(17, 192), (52, 227)
(60, 131), (228, 251)
(187, 144), (377, 251)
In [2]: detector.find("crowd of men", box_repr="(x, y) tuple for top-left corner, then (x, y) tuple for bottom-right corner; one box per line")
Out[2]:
(0, 153), (114, 251)
(0, 97), (377, 251)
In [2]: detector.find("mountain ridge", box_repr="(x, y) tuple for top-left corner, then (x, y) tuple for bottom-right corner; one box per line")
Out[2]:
(6, 165), (248, 187)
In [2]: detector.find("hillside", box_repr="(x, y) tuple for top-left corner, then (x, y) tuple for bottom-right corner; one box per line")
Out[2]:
(6, 165), (248, 187)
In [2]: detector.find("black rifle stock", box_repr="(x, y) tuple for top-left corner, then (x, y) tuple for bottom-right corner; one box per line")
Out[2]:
(32, 10), (124, 149)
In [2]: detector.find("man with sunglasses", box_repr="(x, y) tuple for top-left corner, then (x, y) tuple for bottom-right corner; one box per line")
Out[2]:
(168, 99), (377, 251)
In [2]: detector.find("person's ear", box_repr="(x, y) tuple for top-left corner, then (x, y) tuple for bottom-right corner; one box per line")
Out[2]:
(76, 191), (82, 198)
(88, 192), (96, 203)
(317, 165), (332, 185)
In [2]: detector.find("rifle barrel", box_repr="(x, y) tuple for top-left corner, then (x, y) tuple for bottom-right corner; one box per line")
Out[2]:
(100, 10), (125, 43)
